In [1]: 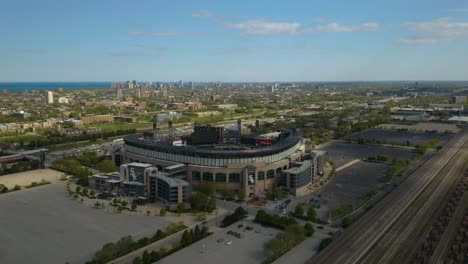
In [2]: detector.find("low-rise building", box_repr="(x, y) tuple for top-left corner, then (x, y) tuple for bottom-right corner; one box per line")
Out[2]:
(80, 114), (115, 125)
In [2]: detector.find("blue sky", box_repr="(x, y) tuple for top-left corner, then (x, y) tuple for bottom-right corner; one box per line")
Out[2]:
(1, 0), (468, 82)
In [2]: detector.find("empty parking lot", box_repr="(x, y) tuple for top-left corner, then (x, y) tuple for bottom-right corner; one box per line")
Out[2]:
(0, 183), (171, 264)
(309, 141), (418, 220)
(158, 220), (279, 264)
(351, 129), (453, 146)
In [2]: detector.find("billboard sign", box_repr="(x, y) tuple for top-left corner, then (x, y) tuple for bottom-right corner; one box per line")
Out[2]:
(128, 165), (145, 183)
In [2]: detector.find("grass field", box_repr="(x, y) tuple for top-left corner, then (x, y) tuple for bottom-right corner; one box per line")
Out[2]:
(89, 122), (153, 131)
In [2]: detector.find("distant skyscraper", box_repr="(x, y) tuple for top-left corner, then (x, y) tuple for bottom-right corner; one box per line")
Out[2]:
(162, 87), (168, 98)
(179, 80), (183, 87)
(134, 86), (141, 98)
(140, 86), (147, 97)
(116, 87), (123, 98)
(45, 90), (54, 104)
(2, 89), (8, 95)
(265, 85), (275, 93)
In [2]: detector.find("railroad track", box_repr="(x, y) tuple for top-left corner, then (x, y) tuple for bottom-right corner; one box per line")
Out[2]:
(309, 128), (468, 264)
(360, 142), (468, 263)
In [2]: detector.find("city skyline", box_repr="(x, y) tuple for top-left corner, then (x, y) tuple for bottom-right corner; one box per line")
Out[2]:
(2, 0), (468, 81)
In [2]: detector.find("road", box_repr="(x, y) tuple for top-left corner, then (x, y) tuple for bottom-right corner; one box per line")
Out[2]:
(309, 128), (468, 264)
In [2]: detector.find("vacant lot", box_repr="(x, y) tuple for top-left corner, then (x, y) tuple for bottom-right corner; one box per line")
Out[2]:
(0, 183), (171, 264)
(0, 169), (64, 189)
(351, 129), (453, 146)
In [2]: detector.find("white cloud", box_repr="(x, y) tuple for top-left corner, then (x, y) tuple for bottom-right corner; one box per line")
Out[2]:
(228, 19), (379, 35)
(127, 30), (206, 36)
(395, 37), (447, 45)
(397, 17), (468, 45)
(311, 22), (379, 32)
(229, 19), (301, 35)
(192, 10), (215, 18)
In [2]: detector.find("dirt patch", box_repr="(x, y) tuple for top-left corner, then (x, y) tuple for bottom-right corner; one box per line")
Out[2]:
(0, 169), (64, 189)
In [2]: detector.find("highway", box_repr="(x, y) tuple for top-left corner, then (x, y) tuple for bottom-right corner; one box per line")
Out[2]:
(309, 128), (468, 264)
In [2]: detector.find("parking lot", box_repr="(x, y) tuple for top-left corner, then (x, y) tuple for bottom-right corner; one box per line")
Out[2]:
(307, 162), (391, 220)
(0, 183), (171, 264)
(318, 141), (417, 168)
(304, 141), (419, 220)
(158, 220), (280, 264)
(351, 129), (453, 147)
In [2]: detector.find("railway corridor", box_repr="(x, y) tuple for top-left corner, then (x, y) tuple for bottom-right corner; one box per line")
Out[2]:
(309, 129), (468, 264)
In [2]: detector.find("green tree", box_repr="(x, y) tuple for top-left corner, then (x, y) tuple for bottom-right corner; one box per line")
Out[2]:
(159, 247), (167, 255)
(307, 207), (316, 221)
(304, 223), (314, 237)
(82, 188), (88, 196)
(190, 192), (208, 211)
(155, 229), (164, 238)
(264, 237), (287, 256)
(342, 216), (354, 228)
(294, 204), (304, 218)
(180, 230), (191, 247)
(142, 250), (151, 264)
(121, 200), (128, 207)
(75, 186), (81, 193)
(0, 184), (8, 193)
(199, 182), (216, 196)
(207, 197), (216, 213)
(196, 212), (206, 221)
(89, 190), (95, 197)
(177, 203), (185, 214)
(160, 208), (167, 216)
(319, 237), (333, 252)
(201, 225), (209, 238)
(96, 159), (118, 173)
(131, 203), (138, 211)
(238, 191), (246, 201)
(133, 256), (142, 264)
(194, 225), (201, 241)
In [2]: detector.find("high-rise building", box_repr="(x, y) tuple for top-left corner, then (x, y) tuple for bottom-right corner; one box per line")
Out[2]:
(2, 89), (8, 95)
(45, 90), (54, 104)
(162, 87), (168, 98)
(265, 85), (275, 93)
(140, 86), (147, 98)
(134, 86), (141, 98)
(179, 80), (183, 87)
(116, 87), (123, 98)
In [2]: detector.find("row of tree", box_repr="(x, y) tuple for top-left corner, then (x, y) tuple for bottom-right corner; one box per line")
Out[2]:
(293, 204), (317, 221)
(133, 225), (210, 264)
(87, 223), (186, 264)
(180, 225), (210, 247)
(221, 206), (248, 227)
(255, 210), (297, 230)
(52, 159), (90, 186)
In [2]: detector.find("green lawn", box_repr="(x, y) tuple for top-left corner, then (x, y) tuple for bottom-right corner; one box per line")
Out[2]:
(89, 122), (153, 131)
